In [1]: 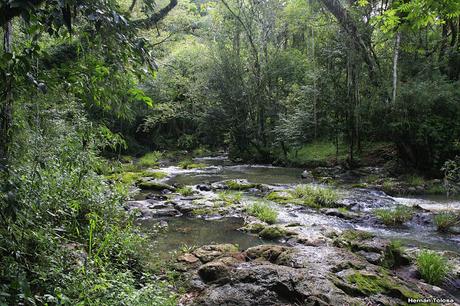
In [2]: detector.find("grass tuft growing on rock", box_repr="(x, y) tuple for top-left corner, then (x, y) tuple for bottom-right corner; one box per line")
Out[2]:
(246, 201), (278, 224)
(177, 186), (195, 196)
(374, 206), (414, 226)
(433, 212), (459, 232)
(217, 191), (242, 206)
(416, 250), (449, 285)
(141, 170), (168, 179)
(290, 185), (339, 208)
(178, 159), (206, 169)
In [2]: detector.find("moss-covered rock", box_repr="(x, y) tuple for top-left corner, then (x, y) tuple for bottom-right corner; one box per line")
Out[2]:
(225, 179), (260, 191)
(240, 222), (266, 234)
(137, 181), (176, 191)
(259, 226), (286, 240)
(343, 271), (423, 300)
(265, 191), (294, 204)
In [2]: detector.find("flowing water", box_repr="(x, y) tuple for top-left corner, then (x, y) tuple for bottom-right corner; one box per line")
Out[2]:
(138, 155), (460, 256)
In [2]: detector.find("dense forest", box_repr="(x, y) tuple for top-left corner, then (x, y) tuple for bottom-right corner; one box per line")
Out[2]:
(1, 0), (460, 305)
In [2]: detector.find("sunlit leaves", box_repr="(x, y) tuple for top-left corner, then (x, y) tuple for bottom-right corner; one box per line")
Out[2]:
(128, 88), (153, 107)
(376, 0), (460, 33)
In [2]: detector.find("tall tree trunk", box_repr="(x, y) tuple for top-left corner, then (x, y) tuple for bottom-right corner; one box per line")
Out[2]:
(319, 0), (379, 80)
(312, 27), (318, 140)
(0, 21), (13, 168)
(392, 32), (400, 104)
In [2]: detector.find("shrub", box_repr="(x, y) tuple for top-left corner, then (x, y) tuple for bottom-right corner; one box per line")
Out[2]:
(416, 250), (449, 285)
(374, 206), (414, 226)
(138, 151), (162, 167)
(433, 212), (459, 232)
(246, 201), (278, 224)
(290, 185), (339, 208)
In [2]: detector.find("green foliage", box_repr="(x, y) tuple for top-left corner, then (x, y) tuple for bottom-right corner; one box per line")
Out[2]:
(0, 105), (175, 304)
(286, 141), (348, 165)
(177, 186), (194, 196)
(374, 206), (414, 226)
(442, 156), (460, 195)
(246, 201), (278, 224)
(405, 174), (425, 187)
(138, 152), (163, 167)
(290, 185), (340, 208)
(433, 212), (460, 232)
(416, 250), (450, 285)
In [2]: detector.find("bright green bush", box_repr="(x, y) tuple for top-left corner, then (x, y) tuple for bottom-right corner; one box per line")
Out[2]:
(416, 250), (449, 285)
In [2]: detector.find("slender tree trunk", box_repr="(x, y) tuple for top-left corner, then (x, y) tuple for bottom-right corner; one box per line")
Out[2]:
(392, 32), (400, 104)
(0, 21), (13, 168)
(312, 27), (317, 140)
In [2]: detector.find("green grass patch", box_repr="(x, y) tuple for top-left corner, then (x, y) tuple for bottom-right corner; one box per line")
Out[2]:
(178, 159), (207, 169)
(217, 191), (242, 206)
(374, 206), (414, 226)
(141, 170), (167, 179)
(287, 141), (347, 165)
(290, 185), (340, 208)
(246, 201), (278, 224)
(433, 212), (459, 232)
(416, 250), (450, 285)
(405, 174), (425, 187)
(138, 151), (162, 167)
(265, 191), (294, 204)
(177, 186), (195, 196)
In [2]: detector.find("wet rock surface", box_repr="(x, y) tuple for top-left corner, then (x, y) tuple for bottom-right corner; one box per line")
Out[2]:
(179, 244), (458, 305)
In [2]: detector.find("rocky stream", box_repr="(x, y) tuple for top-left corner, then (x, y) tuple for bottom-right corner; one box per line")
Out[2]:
(125, 155), (460, 305)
